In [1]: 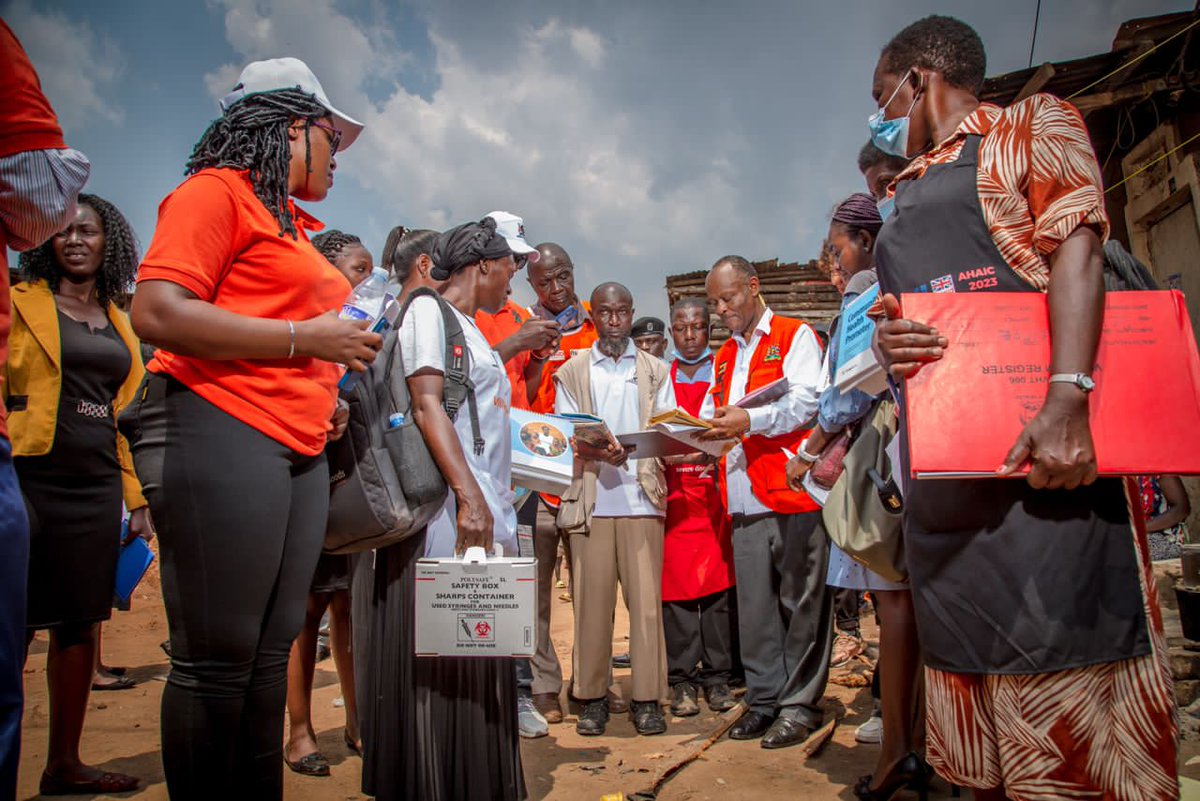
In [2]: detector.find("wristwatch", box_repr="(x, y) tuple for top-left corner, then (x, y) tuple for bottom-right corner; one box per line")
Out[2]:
(1048, 372), (1095, 393)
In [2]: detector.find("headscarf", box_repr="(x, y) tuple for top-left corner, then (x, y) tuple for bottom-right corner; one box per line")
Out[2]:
(831, 192), (883, 236)
(430, 216), (512, 280)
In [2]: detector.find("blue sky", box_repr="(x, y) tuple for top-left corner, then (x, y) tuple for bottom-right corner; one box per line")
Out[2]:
(3, 0), (1188, 324)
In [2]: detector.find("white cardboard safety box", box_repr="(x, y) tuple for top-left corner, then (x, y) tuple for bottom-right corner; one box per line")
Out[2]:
(414, 548), (537, 657)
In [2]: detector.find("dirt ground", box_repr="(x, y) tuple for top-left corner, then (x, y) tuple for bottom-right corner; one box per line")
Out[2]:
(16, 565), (1200, 801)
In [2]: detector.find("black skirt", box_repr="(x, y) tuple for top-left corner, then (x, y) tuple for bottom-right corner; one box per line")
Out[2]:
(311, 552), (351, 593)
(18, 312), (130, 630)
(354, 533), (527, 801)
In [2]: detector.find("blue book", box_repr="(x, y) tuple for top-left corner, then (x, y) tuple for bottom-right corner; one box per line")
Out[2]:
(115, 534), (155, 604)
(832, 283), (887, 394)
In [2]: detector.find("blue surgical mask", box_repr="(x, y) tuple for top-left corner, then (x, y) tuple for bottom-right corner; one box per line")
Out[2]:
(675, 347), (712, 365)
(868, 73), (919, 158)
(877, 195), (896, 222)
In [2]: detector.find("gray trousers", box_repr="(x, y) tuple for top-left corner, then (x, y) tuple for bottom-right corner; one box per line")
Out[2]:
(530, 499), (569, 695)
(732, 510), (833, 727)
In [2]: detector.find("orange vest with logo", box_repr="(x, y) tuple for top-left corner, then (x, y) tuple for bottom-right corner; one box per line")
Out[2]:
(711, 314), (818, 515)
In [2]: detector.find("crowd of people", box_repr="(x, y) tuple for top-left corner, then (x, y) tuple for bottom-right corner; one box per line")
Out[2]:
(0, 10), (1188, 801)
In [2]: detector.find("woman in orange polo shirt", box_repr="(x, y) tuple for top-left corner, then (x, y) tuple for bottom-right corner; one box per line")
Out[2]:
(126, 59), (379, 801)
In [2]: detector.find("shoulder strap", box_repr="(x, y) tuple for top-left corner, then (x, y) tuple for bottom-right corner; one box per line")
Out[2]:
(400, 288), (485, 456)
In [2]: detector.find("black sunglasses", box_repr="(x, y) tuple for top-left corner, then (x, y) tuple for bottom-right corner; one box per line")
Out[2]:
(310, 119), (343, 155)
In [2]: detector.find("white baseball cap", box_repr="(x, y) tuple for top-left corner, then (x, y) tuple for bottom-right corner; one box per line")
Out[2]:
(220, 57), (364, 151)
(486, 210), (539, 261)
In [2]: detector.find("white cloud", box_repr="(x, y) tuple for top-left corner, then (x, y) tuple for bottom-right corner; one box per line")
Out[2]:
(4, 0), (125, 129)
(568, 26), (606, 68)
(343, 20), (751, 312)
(198, 0), (1194, 321)
(203, 0), (408, 109)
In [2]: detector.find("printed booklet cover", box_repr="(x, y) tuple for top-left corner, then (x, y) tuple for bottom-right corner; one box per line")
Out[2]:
(510, 408), (575, 495)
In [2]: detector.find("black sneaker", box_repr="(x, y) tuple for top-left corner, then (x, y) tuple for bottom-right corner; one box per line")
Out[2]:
(670, 682), (700, 717)
(576, 699), (609, 736)
(704, 683), (737, 712)
(632, 701), (667, 735)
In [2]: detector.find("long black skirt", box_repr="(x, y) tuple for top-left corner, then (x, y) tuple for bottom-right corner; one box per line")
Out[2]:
(354, 532), (527, 801)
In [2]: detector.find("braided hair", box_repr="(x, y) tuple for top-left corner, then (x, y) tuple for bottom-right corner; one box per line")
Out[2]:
(186, 88), (329, 239)
(311, 229), (362, 263)
(18, 193), (139, 307)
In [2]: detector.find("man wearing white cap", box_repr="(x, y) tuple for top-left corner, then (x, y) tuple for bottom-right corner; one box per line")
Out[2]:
(474, 211), (560, 411)
(129, 58), (376, 801)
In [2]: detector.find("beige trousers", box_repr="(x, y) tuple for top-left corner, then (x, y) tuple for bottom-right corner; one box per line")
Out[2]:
(569, 516), (667, 702)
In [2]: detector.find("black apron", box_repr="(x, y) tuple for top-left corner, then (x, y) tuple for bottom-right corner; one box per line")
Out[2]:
(874, 135), (1149, 675)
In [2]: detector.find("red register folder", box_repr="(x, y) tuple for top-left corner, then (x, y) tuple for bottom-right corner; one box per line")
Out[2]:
(902, 290), (1200, 478)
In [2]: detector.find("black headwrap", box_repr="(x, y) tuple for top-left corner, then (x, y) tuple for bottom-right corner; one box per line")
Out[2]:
(430, 216), (512, 280)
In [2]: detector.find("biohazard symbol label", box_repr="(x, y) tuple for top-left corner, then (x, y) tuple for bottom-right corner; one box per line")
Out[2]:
(457, 612), (496, 643)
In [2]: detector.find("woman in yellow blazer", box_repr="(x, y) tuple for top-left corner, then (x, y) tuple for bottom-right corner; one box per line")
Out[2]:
(7, 194), (147, 795)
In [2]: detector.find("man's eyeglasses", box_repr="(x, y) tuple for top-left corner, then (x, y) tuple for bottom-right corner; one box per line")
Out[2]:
(513, 254), (529, 270)
(310, 119), (343, 155)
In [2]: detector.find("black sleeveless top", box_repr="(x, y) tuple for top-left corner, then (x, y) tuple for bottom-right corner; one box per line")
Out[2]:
(874, 135), (1149, 675)
(48, 308), (130, 470)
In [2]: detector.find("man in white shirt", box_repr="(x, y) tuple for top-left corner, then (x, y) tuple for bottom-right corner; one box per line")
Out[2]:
(553, 282), (675, 737)
(699, 255), (834, 749)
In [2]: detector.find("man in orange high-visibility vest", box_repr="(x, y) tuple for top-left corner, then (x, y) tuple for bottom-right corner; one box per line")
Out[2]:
(523, 243), (599, 724)
(698, 255), (833, 750)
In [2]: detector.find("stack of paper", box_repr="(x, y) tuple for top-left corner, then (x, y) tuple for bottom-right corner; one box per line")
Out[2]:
(833, 284), (887, 395)
(616, 408), (735, 459)
(736, 376), (789, 408)
(510, 409), (575, 495)
(555, 412), (614, 450)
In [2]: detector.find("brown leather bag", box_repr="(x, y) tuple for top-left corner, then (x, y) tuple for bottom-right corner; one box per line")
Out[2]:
(809, 428), (853, 490)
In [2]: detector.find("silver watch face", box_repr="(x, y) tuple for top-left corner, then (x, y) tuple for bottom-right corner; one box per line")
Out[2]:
(1077, 374), (1096, 392)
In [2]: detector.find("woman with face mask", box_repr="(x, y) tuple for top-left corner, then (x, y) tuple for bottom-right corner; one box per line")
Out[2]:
(868, 16), (1176, 801)
(787, 195), (924, 800)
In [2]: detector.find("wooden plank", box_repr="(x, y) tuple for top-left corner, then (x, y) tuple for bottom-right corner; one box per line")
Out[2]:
(1014, 62), (1056, 103)
(1071, 78), (1168, 114)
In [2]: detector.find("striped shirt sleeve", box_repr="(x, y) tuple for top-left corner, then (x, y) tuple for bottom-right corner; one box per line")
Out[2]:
(0, 146), (90, 252)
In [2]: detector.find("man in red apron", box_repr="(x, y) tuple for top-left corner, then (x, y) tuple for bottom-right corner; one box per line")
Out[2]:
(661, 299), (737, 716)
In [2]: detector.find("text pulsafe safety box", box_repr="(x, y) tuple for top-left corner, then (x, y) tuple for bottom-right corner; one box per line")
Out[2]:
(414, 548), (537, 657)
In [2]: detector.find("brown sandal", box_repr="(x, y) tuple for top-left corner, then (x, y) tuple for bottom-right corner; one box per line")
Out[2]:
(40, 770), (139, 795)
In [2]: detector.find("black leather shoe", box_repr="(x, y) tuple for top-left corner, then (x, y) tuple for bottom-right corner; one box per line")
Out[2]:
(728, 710), (775, 740)
(761, 716), (814, 749)
(670, 682), (700, 716)
(576, 699), (610, 736)
(631, 701), (667, 735)
(704, 683), (737, 712)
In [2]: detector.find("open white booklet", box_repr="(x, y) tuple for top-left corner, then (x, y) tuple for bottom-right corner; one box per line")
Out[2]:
(615, 408), (736, 459)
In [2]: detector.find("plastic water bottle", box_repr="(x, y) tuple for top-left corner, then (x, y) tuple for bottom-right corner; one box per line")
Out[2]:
(340, 268), (388, 323)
